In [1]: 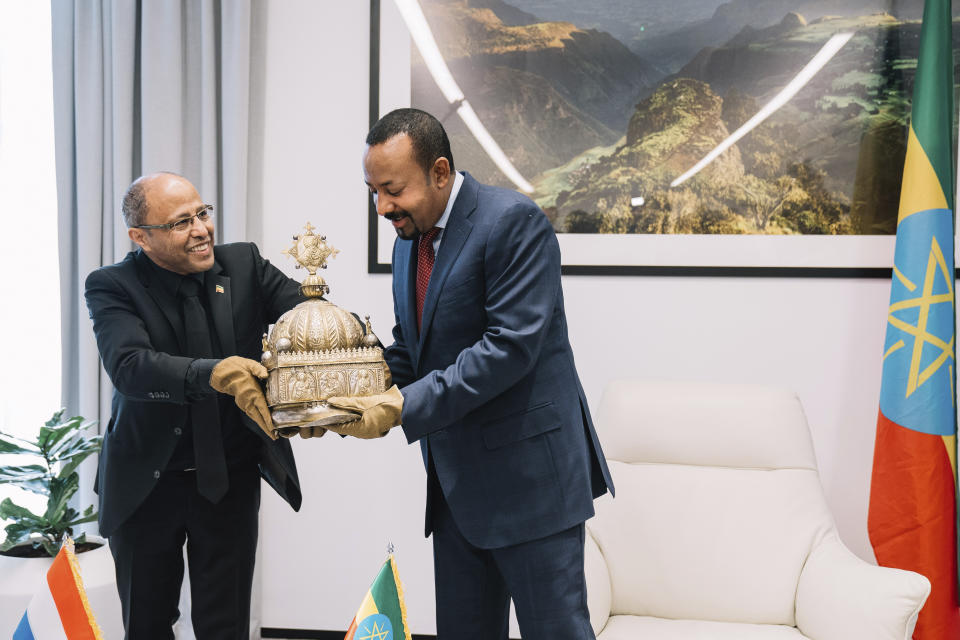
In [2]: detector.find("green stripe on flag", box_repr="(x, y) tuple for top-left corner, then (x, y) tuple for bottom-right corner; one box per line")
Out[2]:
(359, 555), (412, 640)
(910, 0), (955, 211)
(370, 563), (404, 627)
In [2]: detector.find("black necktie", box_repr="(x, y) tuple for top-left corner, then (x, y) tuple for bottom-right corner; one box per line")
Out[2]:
(179, 277), (228, 503)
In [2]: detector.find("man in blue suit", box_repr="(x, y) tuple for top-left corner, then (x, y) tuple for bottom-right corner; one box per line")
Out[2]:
(324, 108), (613, 639)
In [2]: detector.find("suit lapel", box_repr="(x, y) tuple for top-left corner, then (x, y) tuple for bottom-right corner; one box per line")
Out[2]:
(418, 174), (478, 351)
(206, 260), (236, 356)
(393, 237), (420, 368)
(136, 251), (185, 350)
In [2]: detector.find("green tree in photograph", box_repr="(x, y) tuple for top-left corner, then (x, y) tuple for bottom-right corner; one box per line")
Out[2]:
(564, 209), (599, 233)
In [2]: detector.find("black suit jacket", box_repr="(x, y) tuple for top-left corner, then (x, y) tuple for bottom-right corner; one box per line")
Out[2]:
(85, 243), (304, 536)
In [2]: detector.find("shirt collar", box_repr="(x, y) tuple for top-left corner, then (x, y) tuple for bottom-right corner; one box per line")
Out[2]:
(434, 171), (464, 232)
(143, 252), (205, 299)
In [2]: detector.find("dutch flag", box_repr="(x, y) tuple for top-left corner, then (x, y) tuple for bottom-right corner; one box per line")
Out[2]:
(12, 539), (102, 640)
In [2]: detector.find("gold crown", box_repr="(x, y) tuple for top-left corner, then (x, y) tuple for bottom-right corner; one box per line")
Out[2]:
(262, 225), (386, 435)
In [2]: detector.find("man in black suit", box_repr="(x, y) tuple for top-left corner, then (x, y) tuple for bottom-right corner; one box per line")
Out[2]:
(85, 172), (304, 638)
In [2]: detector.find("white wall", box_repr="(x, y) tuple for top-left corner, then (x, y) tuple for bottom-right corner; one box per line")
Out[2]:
(254, 2), (890, 633)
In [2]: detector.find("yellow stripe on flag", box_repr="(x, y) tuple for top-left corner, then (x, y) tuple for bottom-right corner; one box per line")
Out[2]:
(390, 554), (414, 640)
(944, 434), (957, 478)
(355, 590), (378, 620)
(898, 126), (949, 222)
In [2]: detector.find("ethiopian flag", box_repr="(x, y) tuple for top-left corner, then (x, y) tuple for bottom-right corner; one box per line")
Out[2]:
(868, 0), (960, 637)
(344, 555), (412, 640)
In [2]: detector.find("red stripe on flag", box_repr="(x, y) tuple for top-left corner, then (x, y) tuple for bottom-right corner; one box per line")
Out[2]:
(344, 616), (357, 640)
(46, 550), (98, 639)
(869, 409), (960, 638)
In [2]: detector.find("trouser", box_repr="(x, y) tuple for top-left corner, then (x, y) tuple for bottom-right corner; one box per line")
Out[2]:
(108, 464), (260, 639)
(431, 488), (595, 640)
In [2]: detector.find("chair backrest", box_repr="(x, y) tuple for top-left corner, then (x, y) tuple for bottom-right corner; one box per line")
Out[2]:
(587, 379), (835, 627)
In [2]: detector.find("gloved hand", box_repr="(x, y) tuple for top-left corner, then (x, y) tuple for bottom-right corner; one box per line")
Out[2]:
(210, 356), (277, 441)
(324, 385), (404, 439)
(273, 425), (325, 439)
(297, 425), (327, 439)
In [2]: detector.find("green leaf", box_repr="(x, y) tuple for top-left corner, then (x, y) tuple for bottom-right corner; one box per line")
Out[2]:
(39, 422), (73, 453)
(38, 414), (83, 453)
(40, 427), (70, 455)
(0, 522), (35, 550)
(0, 498), (47, 551)
(51, 437), (101, 470)
(55, 451), (99, 480)
(42, 475), (78, 524)
(0, 433), (40, 455)
(46, 420), (98, 460)
(37, 428), (56, 452)
(0, 476), (50, 496)
(44, 409), (66, 427)
(39, 537), (58, 557)
(0, 465), (47, 484)
(0, 499), (45, 525)
(65, 511), (98, 527)
(3, 519), (42, 539)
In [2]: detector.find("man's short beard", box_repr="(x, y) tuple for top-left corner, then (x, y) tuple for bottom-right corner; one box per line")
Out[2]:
(396, 225), (420, 240)
(388, 212), (422, 240)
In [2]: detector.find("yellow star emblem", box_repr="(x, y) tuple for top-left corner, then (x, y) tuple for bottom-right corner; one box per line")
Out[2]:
(359, 620), (391, 640)
(884, 235), (955, 399)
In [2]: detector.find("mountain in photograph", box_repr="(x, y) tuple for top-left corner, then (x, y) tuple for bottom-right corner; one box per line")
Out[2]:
(465, 0), (540, 26)
(411, 0), (960, 235)
(532, 11), (953, 236)
(629, 0), (930, 74)
(506, 0), (727, 72)
(414, 63), (616, 188)
(413, 0), (657, 184)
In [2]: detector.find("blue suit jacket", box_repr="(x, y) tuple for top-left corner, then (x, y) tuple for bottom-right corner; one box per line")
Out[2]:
(385, 173), (613, 549)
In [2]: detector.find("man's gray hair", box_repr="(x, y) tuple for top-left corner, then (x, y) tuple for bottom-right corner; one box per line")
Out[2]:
(121, 171), (184, 228)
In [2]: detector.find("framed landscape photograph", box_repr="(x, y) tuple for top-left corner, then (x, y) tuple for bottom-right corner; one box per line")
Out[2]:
(369, 0), (960, 276)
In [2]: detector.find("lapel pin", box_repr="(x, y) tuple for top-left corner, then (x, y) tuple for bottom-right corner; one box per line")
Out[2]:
(215, 285), (225, 294)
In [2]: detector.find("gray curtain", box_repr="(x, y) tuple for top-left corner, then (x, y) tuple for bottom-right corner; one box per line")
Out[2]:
(52, 0), (259, 635)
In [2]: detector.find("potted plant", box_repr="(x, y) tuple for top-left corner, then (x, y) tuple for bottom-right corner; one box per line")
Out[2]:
(0, 410), (121, 636)
(0, 410), (101, 556)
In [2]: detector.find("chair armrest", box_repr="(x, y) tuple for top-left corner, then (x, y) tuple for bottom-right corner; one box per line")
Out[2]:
(796, 532), (930, 640)
(584, 524), (611, 635)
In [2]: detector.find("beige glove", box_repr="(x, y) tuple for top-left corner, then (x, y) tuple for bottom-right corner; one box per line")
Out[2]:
(272, 425), (326, 439)
(297, 425), (327, 439)
(324, 385), (404, 439)
(210, 356), (277, 441)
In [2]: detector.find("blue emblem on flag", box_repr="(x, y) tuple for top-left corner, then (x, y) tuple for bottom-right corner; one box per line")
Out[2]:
(356, 613), (393, 640)
(879, 208), (955, 436)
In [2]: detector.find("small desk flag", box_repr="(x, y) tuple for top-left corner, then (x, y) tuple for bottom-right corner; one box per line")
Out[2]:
(344, 554), (412, 640)
(13, 538), (103, 639)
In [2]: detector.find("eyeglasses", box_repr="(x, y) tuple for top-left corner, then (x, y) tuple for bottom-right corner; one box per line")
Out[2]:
(132, 205), (214, 233)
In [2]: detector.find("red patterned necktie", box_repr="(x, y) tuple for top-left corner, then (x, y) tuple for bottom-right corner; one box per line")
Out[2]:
(416, 227), (441, 333)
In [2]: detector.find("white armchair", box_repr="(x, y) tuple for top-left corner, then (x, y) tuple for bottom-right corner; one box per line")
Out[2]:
(584, 379), (930, 640)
